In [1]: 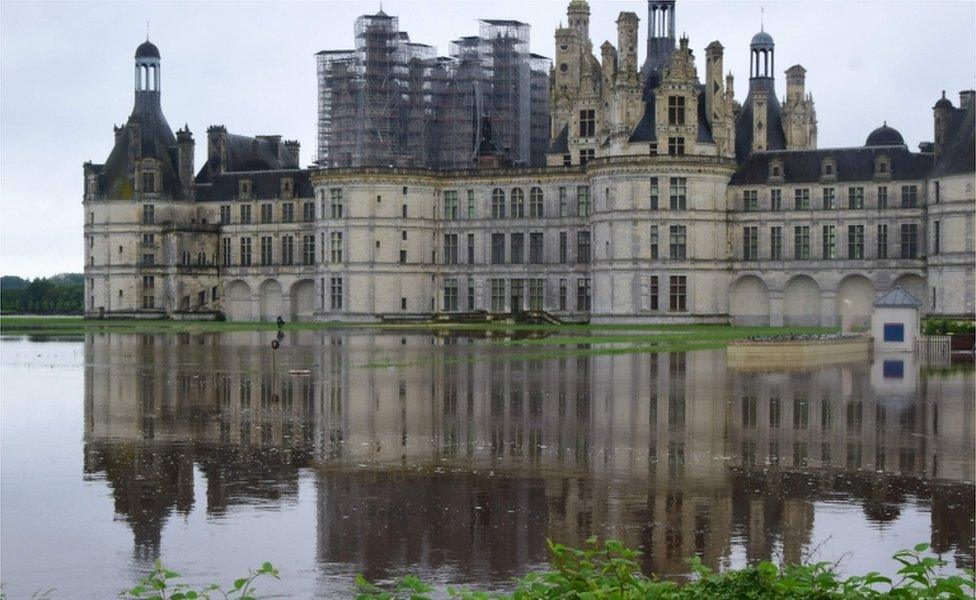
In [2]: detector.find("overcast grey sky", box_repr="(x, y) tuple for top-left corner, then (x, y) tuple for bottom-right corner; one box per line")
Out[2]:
(1, 0), (973, 278)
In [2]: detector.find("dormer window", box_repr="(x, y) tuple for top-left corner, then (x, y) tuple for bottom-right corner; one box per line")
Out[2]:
(769, 159), (784, 181)
(579, 109), (595, 137)
(772, 166), (780, 176)
(874, 154), (891, 179)
(238, 179), (252, 198)
(668, 96), (686, 126)
(820, 158), (837, 181)
(141, 171), (155, 193)
(280, 177), (293, 198)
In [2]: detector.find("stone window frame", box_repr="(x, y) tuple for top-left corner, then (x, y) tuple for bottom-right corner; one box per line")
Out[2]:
(280, 177), (294, 199)
(820, 157), (837, 182)
(238, 178), (253, 199)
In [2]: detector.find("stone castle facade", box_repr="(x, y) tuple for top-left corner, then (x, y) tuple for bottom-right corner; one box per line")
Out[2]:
(83, 1), (976, 324)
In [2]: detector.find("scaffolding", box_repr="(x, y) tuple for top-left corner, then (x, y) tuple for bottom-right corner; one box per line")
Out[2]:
(529, 54), (553, 166)
(315, 11), (550, 169)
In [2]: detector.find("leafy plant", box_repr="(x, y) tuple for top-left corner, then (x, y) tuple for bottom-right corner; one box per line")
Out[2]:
(120, 560), (279, 600)
(356, 540), (975, 600)
(354, 573), (434, 600)
(923, 318), (976, 336)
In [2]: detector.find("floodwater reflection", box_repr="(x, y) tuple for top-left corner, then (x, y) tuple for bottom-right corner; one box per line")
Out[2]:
(6, 330), (973, 597)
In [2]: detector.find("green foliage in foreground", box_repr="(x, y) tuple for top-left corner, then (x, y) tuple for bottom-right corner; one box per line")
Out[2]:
(356, 539), (975, 600)
(120, 560), (279, 600)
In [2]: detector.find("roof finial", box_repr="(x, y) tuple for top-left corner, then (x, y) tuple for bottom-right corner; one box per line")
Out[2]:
(760, 6), (764, 32)
(146, 20), (149, 41)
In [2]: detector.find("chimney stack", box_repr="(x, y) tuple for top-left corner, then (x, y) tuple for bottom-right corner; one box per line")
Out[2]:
(283, 140), (301, 168)
(206, 125), (228, 174)
(176, 125), (195, 198)
(959, 90), (975, 110)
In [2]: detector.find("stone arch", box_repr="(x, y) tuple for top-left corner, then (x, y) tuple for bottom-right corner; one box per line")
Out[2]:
(730, 275), (770, 326)
(290, 279), (316, 322)
(836, 274), (875, 329)
(225, 280), (252, 322)
(783, 275), (821, 326)
(894, 273), (927, 311)
(258, 279), (283, 323)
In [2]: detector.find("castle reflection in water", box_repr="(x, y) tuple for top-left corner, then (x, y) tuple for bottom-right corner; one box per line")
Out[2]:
(83, 331), (974, 580)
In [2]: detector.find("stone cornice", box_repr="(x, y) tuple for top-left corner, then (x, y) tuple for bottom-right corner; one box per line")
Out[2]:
(309, 154), (738, 187)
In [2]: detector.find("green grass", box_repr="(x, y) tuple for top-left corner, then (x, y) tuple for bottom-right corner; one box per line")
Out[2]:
(0, 317), (839, 368)
(0, 316), (835, 339)
(0, 316), (347, 336)
(499, 325), (834, 347)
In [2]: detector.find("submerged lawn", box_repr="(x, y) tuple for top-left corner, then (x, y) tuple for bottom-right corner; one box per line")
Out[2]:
(0, 315), (834, 340)
(0, 317), (837, 368)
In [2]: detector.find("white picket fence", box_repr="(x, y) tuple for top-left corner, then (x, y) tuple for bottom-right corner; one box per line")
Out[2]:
(914, 335), (951, 364)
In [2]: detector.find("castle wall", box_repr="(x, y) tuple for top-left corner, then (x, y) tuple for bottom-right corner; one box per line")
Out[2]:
(726, 175), (945, 326)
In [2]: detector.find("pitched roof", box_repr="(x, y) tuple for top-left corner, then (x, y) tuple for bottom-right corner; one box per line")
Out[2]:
(548, 123), (569, 154)
(99, 92), (183, 200)
(195, 133), (300, 184)
(696, 86), (714, 143)
(194, 169), (313, 202)
(730, 145), (933, 185)
(630, 85), (657, 142)
(932, 101), (975, 177)
(734, 78), (787, 162)
(873, 286), (922, 308)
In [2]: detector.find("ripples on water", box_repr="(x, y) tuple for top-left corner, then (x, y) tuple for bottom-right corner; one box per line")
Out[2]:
(0, 330), (973, 598)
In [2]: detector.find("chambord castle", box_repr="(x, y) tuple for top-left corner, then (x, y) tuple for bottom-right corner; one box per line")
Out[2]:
(83, 1), (975, 324)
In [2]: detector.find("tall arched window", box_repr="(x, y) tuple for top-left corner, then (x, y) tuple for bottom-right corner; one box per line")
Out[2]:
(510, 188), (525, 218)
(491, 188), (505, 219)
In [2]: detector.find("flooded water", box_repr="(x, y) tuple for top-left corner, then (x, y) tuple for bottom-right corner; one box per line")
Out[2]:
(1, 330), (973, 598)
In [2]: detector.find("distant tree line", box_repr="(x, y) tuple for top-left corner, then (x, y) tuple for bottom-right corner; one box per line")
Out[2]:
(1, 273), (84, 314)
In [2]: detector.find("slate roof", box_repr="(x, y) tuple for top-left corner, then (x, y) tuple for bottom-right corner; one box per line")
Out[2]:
(734, 77), (787, 163)
(932, 101), (975, 177)
(195, 133), (300, 184)
(628, 66), (667, 144)
(481, 19), (527, 26)
(730, 145), (933, 185)
(135, 40), (160, 59)
(751, 31), (774, 47)
(696, 86), (714, 143)
(629, 93), (657, 143)
(873, 286), (922, 308)
(99, 91), (183, 200)
(548, 124), (569, 154)
(865, 123), (905, 147)
(194, 170), (314, 202)
(629, 59), (712, 146)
